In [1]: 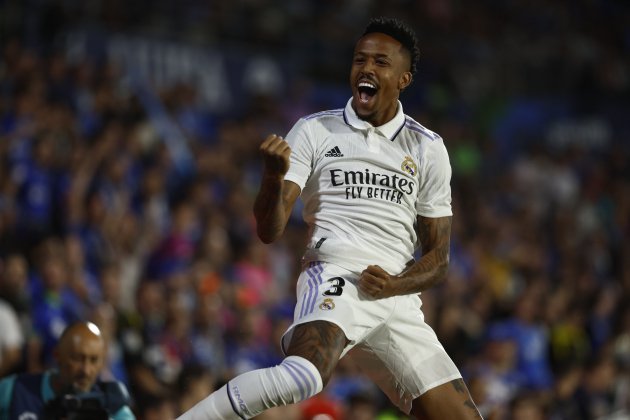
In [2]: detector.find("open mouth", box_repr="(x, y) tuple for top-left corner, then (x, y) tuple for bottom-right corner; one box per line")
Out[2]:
(357, 81), (378, 103)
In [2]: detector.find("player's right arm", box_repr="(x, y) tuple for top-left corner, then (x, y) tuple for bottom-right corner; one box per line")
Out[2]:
(254, 134), (301, 244)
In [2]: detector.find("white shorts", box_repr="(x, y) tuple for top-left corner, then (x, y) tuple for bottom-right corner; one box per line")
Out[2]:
(281, 261), (462, 414)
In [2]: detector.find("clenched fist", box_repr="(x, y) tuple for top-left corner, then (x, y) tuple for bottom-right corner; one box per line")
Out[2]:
(358, 265), (398, 299)
(260, 134), (291, 177)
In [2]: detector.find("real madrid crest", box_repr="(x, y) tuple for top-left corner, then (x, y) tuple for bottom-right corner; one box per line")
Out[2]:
(319, 298), (335, 311)
(401, 155), (417, 176)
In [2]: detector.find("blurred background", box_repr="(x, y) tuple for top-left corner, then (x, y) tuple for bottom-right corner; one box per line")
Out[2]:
(0, 0), (629, 419)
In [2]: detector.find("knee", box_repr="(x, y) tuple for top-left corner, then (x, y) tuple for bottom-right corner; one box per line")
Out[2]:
(285, 321), (348, 387)
(316, 362), (335, 388)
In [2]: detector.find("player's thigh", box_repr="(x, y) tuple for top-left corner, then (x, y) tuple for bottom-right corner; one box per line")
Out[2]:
(285, 320), (348, 385)
(411, 378), (482, 420)
(355, 294), (464, 413)
(283, 262), (378, 384)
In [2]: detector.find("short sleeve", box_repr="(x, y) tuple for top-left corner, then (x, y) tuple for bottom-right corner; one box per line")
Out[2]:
(283, 118), (314, 190)
(416, 137), (453, 218)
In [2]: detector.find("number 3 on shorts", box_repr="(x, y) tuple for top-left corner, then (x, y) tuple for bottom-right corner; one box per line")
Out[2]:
(323, 277), (346, 296)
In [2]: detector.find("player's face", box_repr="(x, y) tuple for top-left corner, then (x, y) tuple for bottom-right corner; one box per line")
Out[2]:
(57, 334), (105, 393)
(350, 32), (412, 127)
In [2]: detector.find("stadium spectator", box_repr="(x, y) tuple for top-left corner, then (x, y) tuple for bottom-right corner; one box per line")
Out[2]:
(0, 321), (134, 419)
(0, 299), (23, 377)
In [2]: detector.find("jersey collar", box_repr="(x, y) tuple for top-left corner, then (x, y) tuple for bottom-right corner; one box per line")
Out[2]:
(42, 370), (56, 403)
(343, 98), (406, 141)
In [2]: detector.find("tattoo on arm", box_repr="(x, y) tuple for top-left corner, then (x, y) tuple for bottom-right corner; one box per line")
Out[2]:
(254, 180), (300, 243)
(452, 378), (466, 393)
(420, 216), (451, 262)
(418, 215), (451, 256)
(417, 217), (431, 248)
(396, 216), (452, 294)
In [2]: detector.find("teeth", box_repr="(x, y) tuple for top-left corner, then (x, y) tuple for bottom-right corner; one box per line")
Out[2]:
(358, 81), (376, 89)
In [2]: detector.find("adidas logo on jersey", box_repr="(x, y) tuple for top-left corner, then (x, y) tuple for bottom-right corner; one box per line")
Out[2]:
(325, 146), (344, 157)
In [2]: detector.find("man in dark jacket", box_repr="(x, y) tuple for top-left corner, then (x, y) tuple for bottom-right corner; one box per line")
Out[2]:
(0, 321), (135, 419)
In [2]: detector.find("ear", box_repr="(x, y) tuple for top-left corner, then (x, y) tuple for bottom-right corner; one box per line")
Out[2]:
(398, 71), (412, 91)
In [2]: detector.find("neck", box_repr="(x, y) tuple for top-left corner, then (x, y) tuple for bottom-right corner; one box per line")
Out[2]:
(50, 371), (75, 395)
(352, 100), (399, 128)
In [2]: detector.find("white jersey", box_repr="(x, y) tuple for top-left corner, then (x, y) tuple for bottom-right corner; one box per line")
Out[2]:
(284, 98), (452, 275)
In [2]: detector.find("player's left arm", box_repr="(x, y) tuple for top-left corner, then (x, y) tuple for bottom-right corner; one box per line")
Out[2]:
(358, 215), (451, 298)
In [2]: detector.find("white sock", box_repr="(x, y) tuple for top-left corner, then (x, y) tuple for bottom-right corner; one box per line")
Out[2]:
(177, 355), (323, 419)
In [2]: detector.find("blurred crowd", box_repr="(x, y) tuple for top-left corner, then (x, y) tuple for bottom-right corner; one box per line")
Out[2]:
(1, 0), (629, 419)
